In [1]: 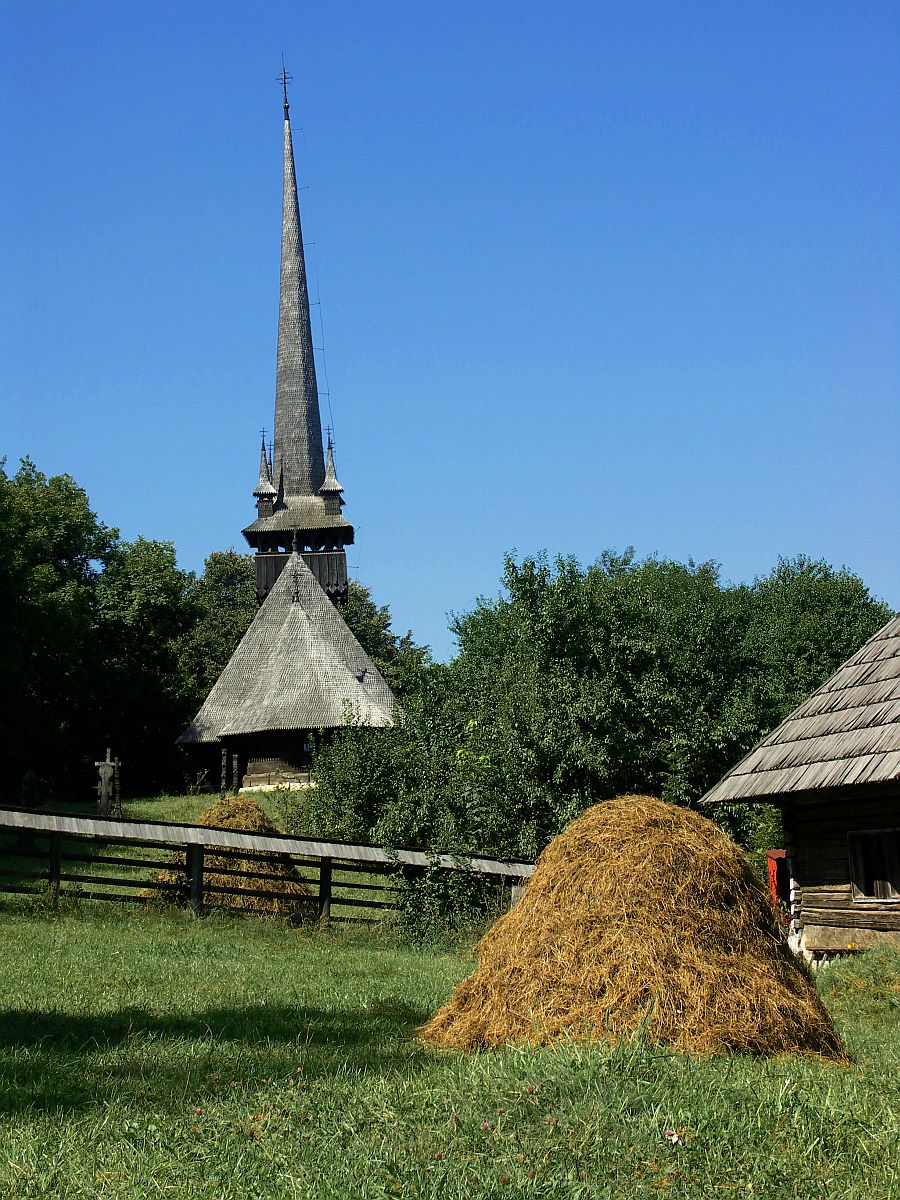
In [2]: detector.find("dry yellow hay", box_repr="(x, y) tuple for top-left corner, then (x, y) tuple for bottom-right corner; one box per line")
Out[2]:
(143, 796), (312, 917)
(420, 795), (845, 1059)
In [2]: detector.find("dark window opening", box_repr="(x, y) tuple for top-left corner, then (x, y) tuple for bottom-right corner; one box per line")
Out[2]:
(848, 830), (900, 901)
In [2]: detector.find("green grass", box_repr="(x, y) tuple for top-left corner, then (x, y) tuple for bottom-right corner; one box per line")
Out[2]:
(123, 790), (302, 831)
(0, 901), (898, 1199)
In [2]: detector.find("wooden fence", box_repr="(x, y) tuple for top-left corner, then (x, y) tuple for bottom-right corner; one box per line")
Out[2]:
(0, 808), (534, 921)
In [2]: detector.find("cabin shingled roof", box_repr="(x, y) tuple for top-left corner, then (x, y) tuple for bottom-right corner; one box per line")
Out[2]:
(703, 613), (900, 804)
(177, 551), (397, 744)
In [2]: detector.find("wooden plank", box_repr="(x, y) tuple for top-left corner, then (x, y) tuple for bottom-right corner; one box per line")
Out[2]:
(187, 846), (205, 915)
(792, 811), (899, 836)
(194, 887), (394, 911)
(0, 846), (53, 860)
(793, 869), (852, 886)
(62, 852), (176, 871)
(58, 890), (148, 905)
(329, 894), (395, 911)
(111, 857), (399, 893)
(48, 833), (62, 899)
(802, 907), (900, 931)
(59, 873), (181, 891)
(184, 861), (305, 886)
(0, 877), (393, 913)
(201, 883), (316, 903)
(802, 924), (900, 952)
(330, 878), (402, 894)
(801, 893), (856, 910)
(318, 857), (332, 921)
(205, 850), (404, 881)
(321, 859), (408, 877)
(0, 809), (534, 879)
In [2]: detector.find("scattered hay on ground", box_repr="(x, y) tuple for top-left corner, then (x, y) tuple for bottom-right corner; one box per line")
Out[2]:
(142, 795), (312, 918)
(420, 795), (845, 1059)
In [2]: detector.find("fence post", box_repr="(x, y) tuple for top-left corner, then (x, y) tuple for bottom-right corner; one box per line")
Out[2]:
(318, 856), (332, 922)
(48, 832), (62, 900)
(187, 844), (205, 915)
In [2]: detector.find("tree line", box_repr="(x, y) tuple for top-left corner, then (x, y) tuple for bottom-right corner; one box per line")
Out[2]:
(1, 458), (892, 873)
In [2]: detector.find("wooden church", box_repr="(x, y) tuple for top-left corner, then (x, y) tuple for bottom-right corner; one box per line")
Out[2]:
(178, 74), (397, 789)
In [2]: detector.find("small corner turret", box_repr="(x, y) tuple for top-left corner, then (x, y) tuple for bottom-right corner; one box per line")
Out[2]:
(319, 432), (345, 518)
(253, 433), (277, 518)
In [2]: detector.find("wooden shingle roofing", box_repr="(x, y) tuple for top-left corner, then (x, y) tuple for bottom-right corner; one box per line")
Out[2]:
(703, 613), (900, 804)
(177, 551), (397, 745)
(242, 495), (353, 536)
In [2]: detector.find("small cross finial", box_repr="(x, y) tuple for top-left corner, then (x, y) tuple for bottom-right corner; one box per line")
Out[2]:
(326, 424), (334, 452)
(278, 55), (293, 116)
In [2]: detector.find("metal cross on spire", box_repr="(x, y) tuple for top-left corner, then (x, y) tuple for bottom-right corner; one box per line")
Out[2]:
(278, 56), (293, 116)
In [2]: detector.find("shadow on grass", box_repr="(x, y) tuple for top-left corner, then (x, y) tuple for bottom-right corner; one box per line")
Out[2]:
(0, 998), (435, 1114)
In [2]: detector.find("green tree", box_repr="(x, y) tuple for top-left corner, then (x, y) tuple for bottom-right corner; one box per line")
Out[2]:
(93, 538), (197, 794)
(176, 550), (258, 709)
(715, 555), (892, 844)
(336, 580), (431, 695)
(0, 458), (118, 800)
(744, 555), (891, 726)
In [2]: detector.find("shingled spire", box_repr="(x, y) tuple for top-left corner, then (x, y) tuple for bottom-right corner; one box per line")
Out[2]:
(242, 69), (354, 603)
(274, 71), (325, 498)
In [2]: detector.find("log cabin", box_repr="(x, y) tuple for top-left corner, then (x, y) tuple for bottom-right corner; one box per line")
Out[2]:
(704, 613), (900, 961)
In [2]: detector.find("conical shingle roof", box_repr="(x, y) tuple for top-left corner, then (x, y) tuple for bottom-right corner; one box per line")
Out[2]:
(704, 613), (900, 803)
(178, 552), (397, 744)
(253, 435), (277, 498)
(320, 440), (344, 494)
(273, 91), (325, 499)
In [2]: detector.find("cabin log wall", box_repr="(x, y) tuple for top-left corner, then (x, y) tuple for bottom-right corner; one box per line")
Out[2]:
(784, 792), (900, 952)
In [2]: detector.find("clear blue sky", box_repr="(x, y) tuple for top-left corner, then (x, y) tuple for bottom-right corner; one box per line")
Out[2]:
(3, 2), (897, 658)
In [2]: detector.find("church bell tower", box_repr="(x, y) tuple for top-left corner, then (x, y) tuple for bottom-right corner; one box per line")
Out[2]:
(242, 69), (354, 603)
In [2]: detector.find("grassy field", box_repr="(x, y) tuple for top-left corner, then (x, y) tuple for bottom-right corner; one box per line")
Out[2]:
(0, 900), (898, 1200)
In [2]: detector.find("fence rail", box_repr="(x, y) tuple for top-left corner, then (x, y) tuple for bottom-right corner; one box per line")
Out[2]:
(0, 808), (534, 921)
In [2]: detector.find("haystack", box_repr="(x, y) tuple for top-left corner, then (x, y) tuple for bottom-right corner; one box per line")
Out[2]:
(421, 796), (845, 1059)
(143, 796), (312, 917)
